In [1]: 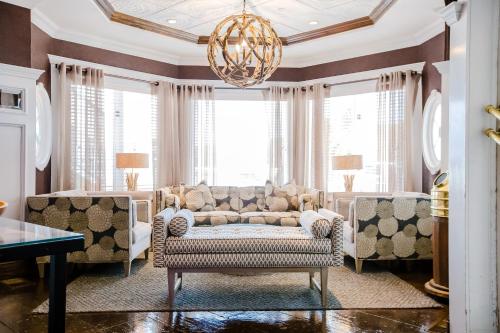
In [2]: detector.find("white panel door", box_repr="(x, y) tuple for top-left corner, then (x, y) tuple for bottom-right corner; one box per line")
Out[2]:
(0, 64), (43, 220)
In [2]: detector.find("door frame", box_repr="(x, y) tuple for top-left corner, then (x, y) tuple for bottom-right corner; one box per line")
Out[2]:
(446, 1), (499, 332)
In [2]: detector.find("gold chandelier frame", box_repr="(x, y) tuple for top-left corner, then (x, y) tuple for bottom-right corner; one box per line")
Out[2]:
(207, 10), (282, 88)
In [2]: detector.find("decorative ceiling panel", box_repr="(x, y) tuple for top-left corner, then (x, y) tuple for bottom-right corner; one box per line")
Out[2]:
(98, 0), (395, 45)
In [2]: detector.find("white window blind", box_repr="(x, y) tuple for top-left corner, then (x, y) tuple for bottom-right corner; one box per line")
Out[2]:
(326, 92), (379, 192)
(103, 87), (154, 190)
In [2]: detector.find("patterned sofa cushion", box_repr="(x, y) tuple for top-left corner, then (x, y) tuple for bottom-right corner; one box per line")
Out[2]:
(265, 180), (306, 212)
(240, 211), (301, 226)
(165, 224), (332, 255)
(192, 211), (241, 226)
(300, 210), (332, 239)
(210, 186), (240, 211)
(184, 182), (216, 212)
(168, 209), (195, 237)
(239, 186), (266, 212)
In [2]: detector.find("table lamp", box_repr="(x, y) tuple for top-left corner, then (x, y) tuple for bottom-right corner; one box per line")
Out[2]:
(332, 155), (363, 192)
(116, 153), (149, 191)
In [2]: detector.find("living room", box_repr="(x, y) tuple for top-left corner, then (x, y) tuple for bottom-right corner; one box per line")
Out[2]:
(0, 0), (498, 332)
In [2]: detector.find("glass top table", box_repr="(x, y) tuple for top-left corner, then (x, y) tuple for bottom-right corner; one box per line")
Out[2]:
(0, 217), (83, 249)
(0, 216), (84, 333)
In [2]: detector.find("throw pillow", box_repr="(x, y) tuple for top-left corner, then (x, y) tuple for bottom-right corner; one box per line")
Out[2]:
(184, 181), (216, 212)
(300, 210), (332, 239)
(265, 180), (305, 212)
(168, 209), (195, 237)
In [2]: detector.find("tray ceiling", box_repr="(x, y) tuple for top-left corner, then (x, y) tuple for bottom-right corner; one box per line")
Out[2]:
(95, 0), (395, 45)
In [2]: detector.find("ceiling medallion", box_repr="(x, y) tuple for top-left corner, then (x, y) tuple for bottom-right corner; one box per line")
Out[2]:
(207, 0), (282, 88)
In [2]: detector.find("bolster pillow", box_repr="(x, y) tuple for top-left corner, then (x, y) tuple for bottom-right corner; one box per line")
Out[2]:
(168, 209), (195, 237)
(300, 210), (332, 239)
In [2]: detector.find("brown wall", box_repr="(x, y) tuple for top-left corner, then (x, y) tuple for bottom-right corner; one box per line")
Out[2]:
(419, 33), (446, 193)
(0, 2), (31, 67)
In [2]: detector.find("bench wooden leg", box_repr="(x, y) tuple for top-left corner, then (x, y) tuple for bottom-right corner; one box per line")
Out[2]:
(355, 259), (363, 274)
(320, 267), (328, 308)
(168, 269), (176, 307)
(177, 272), (183, 290)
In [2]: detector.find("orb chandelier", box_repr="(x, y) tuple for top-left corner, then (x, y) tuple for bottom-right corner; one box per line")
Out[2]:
(207, 0), (282, 88)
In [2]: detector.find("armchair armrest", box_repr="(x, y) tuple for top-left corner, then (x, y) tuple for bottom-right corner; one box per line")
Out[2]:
(154, 187), (180, 214)
(152, 208), (176, 267)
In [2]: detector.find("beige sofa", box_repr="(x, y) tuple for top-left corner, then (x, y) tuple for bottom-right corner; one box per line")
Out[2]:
(332, 192), (433, 273)
(26, 190), (153, 277)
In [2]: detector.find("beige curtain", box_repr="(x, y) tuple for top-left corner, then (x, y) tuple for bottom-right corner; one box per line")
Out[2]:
(152, 81), (180, 187)
(376, 70), (421, 192)
(52, 63), (106, 191)
(290, 83), (330, 197)
(264, 86), (290, 185)
(152, 82), (215, 187)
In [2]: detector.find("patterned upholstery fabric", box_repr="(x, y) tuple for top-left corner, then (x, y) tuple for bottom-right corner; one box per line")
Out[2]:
(26, 195), (132, 263)
(210, 186), (241, 211)
(154, 187), (180, 213)
(168, 209), (195, 237)
(153, 208), (175, 268)
(192, 211), (241, 226)
(164, 253), (340, 268)
(239, 211), (301, 226)
(353, 197), (433, 260)
(154, 184), (323, 216)
(184, 182), (216, 212)
(300, 210), (332, 239)
(264, 180), (306, 212)
(165, 225), (332, 254)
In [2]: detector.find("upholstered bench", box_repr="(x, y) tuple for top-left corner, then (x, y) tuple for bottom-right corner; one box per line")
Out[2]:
(153, 208), (343, 307)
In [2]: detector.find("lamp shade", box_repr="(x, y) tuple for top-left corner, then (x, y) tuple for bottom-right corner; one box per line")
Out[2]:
(116, 153), (149, 169)
(332, 155), (363, 170)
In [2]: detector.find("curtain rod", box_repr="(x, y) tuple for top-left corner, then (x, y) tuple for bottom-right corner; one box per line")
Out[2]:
(55, 64), (418, 90)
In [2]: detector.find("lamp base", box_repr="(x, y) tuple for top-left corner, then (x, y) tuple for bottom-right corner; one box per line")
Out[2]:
(125, 172), (139, 191)
(343, 174), (355, 192)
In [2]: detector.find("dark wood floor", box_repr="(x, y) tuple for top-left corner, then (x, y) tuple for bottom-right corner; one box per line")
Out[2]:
(0, 259), (448, 333)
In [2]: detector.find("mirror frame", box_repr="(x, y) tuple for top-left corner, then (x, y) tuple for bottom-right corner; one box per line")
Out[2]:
(422, 89), (442, 174)
(35, 83), (52, 171)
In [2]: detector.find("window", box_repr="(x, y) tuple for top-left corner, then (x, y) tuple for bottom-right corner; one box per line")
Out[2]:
(211, 93), (288, 186)
(326, 92), (379, 192)
(103, 80), (154, 190)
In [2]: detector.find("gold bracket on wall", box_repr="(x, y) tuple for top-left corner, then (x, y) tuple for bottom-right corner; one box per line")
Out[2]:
(485, 128), (500, 145)
(485, 105), (500, 121)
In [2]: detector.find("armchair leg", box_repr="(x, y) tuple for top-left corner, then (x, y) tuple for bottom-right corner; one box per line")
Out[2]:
(144, 249), (149, 260)
(309, 271), (315, 289)
(355, 259), (363, 274)
(320, 267), (328, 308)
(123, 261), (131, 277)
(37, 263), (45, 279)
(168, 269), (176, 307)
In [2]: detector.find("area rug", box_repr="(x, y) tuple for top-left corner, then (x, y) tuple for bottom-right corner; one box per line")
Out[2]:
(33, 261), (441, 313)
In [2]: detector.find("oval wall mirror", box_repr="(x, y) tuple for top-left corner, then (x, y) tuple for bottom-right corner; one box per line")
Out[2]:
(422, 90), (442, 174)
(35, 83), (52, 171)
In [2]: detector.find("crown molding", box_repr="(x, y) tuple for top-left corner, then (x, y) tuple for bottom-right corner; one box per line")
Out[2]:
(0, 63), (44, 80)
(31, 6), (444, 69)
(436, 2), (463, 26)
(31, 8), (182, 66)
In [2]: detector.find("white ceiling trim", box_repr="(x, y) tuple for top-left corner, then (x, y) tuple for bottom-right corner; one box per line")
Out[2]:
(32, 8), (183, 66)
(34, 8), (443, 68)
